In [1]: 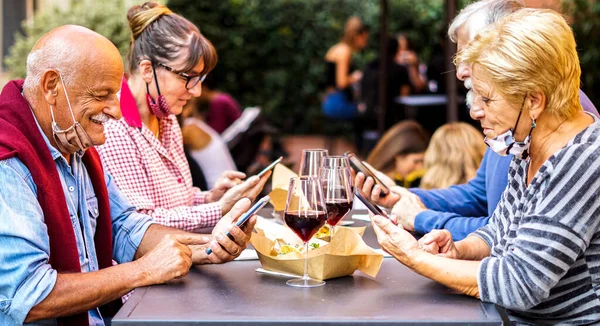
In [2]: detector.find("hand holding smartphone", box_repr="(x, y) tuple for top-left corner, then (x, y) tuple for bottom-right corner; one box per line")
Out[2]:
(256, 156), (283, 178)
(206, 195), (270, 255)
(345, 152), (390, 196)
(354, 188), (389, 219)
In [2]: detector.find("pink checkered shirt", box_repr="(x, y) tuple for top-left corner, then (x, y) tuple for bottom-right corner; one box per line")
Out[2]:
(97, 113), (222, 231)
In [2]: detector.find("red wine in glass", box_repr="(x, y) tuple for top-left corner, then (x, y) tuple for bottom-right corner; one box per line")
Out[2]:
(284, 210), (327, 242)
(325, 200), (353, 226)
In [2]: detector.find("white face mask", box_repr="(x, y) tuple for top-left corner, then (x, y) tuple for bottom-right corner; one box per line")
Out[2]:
(49, 73), (94, 154)
(484, 95), (535, 160)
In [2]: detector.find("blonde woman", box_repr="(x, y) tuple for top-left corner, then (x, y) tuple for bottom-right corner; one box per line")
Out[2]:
(322, 16), (369, 119)
(367, 9), (600, 324)
(366, 120), (429, 188)
(420, 123), (486, 189)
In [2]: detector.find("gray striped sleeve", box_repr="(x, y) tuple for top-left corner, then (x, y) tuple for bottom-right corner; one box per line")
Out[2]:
(478, 143), (600, 311)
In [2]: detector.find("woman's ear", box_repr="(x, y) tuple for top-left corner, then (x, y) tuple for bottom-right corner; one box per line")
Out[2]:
(528, 91), (546, 120)
(138, 59), (154, 84)
(40, 69), (60, 106)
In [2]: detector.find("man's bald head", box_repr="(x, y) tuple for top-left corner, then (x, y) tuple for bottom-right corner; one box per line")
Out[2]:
(23, 25), (123, 95)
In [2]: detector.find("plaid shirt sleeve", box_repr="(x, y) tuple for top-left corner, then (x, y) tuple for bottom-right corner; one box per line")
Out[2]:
(192, 187), (211, 205)
(97, 119), (222, 232)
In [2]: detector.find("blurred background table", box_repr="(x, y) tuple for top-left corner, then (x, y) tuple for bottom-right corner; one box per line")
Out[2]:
(395, 95), (466, 120)
(112, 209), (505, 325)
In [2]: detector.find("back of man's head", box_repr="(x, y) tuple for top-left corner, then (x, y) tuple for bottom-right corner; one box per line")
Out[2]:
(448, 0), (524, 43)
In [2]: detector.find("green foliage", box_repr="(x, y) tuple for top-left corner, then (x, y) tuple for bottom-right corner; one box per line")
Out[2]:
(3, 0), (134, 79)
(168, 0), (448, 134)
(563, 0), (600, 106)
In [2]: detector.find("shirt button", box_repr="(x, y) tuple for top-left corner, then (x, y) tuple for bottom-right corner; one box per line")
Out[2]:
(94, 208), (99, 215)
(68, 186), (75, 192)
(178, 178), (183, 183)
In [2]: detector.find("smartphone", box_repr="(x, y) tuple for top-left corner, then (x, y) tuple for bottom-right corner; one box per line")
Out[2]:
(206, 195), (271, 255)
(354, 188), (389, 219)
(345, 152), (390, 196)
(256, 156), (283, 178)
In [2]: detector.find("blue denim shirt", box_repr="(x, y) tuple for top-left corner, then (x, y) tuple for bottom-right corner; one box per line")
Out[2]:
(0, 123), (155, 325)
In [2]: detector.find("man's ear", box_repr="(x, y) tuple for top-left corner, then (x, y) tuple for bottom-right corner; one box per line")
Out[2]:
(528, 91), (546, 121)
(40, 69), (60, 106)
(138, 60), (154, 84)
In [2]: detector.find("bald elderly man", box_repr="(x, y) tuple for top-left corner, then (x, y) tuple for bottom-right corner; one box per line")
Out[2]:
(0, 25), (257, 325)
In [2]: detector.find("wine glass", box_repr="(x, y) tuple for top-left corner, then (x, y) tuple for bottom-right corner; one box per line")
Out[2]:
(322, 155), (354, 190)
(299, 149), (328, 177)
(322, 155), (350, 169)
(284, 176), (327, 287)
(319, 166), (353, 236)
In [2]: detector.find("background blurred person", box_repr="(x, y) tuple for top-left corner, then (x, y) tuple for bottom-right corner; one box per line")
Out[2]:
(98, 1), (269, 232)
(322, 16), (369, 120)
(199, 74), (242, 134)
(366, 121), (429, 188)
(420, 122), (486, 189)
(361, 36), (411, 130)
(395, 33), (427, 94)
(181, 97), (237, 189)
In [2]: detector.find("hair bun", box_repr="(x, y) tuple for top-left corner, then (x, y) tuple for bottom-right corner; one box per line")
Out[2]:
(127, 1), (172, 40)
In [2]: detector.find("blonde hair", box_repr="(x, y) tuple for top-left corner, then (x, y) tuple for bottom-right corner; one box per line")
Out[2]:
(456, 9), (581, 118)
(127, 1), (217, 75)
(420, 123), (486, 190)
(366, 121), (429, 176)
(342, 16), (368, 48)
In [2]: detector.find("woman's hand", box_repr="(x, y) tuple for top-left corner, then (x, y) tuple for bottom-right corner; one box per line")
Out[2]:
(370, 214), (421, 264)
(418, 230), (460, 259)
(206, 170), (245, 203)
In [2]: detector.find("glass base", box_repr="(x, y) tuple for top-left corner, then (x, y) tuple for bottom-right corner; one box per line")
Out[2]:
(286, 277), (326, 288)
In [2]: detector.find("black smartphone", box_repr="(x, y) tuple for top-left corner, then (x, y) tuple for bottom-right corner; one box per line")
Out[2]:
(354, 188), (389, 219)
(206, 195), (270, 255)
(256, 156), (283, 178)
(345, 152), (390, 196)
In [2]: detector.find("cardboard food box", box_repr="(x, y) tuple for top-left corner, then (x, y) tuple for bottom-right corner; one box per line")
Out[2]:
(250, 216), (383, 280)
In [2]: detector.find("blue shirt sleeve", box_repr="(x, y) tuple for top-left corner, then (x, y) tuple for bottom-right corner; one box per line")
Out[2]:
(105, 171), (155, 264)
(410, 150), (489, 216)
(410, 150), (490, 239)
(413, 210), (492, 241)
(0, 159), (57, 324)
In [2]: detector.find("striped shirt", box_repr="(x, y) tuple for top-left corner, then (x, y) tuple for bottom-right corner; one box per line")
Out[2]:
(97, 115), (222, 232)
(473, 120), (600, 325)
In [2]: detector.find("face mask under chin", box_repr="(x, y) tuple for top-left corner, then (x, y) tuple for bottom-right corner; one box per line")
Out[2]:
(49, 72), (94, 154)
(483, 95), (535, 160)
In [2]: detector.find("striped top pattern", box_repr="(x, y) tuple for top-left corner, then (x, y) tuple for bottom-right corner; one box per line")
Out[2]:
(472, 120), (600, 325)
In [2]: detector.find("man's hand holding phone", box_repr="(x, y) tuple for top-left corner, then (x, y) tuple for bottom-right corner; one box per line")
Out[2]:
(194, 198), (259, 264)
(355, 172), (402, 209)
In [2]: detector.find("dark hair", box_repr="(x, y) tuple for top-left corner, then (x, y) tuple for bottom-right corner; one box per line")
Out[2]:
(127, 1), (217, 75)
(387, 37), (399, 58)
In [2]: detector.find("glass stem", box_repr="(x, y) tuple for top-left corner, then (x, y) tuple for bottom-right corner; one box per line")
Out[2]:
(331, 225), (335, 238)
(303, 242), (309, 281)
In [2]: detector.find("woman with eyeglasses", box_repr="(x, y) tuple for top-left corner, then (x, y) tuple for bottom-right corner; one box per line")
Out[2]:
(97, 1), (270, 234)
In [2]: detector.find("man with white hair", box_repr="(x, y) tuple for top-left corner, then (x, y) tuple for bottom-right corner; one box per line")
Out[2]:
(357, 0), (598, 240)
(0, 25), (257, 325)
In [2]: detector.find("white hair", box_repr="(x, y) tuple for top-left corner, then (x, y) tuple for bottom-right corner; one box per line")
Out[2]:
(23, 42), (80, 96)
(448, 0), (524, 43)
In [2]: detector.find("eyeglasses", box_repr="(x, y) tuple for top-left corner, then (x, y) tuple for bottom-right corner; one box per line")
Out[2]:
(156, 62), (207, 90)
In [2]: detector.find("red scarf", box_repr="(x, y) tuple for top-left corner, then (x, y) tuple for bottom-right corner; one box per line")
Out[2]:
(0, 80), (121, 325)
